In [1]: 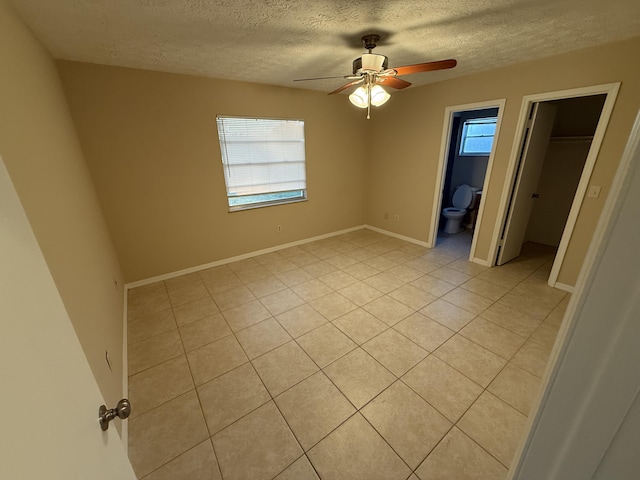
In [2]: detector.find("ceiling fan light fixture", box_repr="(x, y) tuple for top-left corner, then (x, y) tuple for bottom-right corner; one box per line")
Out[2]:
(349, 86), (368, 108)
(357, 53), (388, 73)
(370, 85), (390, 106)
(294, 33), (457, 118)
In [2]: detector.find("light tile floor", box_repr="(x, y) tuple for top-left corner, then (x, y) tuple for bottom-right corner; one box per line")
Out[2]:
(127, 229), (568, 480)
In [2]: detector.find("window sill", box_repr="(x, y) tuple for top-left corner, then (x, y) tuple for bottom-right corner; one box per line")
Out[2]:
(228, 197), (307, 212)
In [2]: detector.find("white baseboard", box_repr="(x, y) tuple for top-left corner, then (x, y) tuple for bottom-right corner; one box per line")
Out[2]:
(470, 256), (492, 267)
(553, 282), (575, 293)
(125, 225), (367, 290)
(363, 225), (430, 248)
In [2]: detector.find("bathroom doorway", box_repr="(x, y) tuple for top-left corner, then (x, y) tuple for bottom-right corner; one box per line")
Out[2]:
(429, 100), (506, 260)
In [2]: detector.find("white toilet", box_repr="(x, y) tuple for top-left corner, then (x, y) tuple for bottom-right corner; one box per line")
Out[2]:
(442, 184), (475, 234)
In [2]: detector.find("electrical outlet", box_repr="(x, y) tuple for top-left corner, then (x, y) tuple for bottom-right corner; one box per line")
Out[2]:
(276, 225), (282, 233)
(394, 214), (400, 222)
(587, 185), (601, 198)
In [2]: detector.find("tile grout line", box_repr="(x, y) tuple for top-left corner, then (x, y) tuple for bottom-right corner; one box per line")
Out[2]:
(415, 256), (568, 471)
(166, 279), (224, 480)
(127, 231), (563, 479)
(252, 242), (431, 476)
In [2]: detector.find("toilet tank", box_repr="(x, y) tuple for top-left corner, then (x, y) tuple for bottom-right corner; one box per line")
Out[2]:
(469, 188), (480, 209)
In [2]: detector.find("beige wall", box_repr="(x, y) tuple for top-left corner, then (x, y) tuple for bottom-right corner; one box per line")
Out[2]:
(0, 0), (125, 408)
(367, 36), (640, 286)
(54, 35), (640, 289)
(57, 62), (368, 282)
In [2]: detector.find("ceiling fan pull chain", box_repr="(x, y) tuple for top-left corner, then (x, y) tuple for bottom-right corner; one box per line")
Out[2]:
(367, 83), (371, 120)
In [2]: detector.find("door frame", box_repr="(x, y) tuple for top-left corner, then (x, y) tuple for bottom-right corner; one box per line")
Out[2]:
(428, 99), (507, 265)
(489, 83), (620, 290)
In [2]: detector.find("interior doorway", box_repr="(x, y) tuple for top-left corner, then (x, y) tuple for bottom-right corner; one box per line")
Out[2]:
(492, 83), (620, 291)
(429, 100), (506, 260)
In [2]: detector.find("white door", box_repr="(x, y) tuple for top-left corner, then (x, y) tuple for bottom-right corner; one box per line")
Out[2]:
(0, 157), (136, 480)
(497, 102), (557, 265)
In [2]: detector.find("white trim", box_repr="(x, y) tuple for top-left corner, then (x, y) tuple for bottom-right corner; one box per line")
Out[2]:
(510, 108), (640, 479)
(121, 287), (128, 452)
(427, 99), (506, 259)
(470, 256), (493, 267)
(125, 225), (365, 289)
(547, 83), (620, 287)
(489, 83), (620, 272)
(469, 101), (507, 262)
(363, 224), (430, 247)
(553, 282), (575, 294)
(428, 107), (457, 249)
(489, 98), (533, 264)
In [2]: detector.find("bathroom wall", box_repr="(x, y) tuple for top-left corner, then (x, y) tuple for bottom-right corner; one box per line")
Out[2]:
(442, 108), (498, 209)
(449, 109), (498, 196)
(442, 116), (461, 207)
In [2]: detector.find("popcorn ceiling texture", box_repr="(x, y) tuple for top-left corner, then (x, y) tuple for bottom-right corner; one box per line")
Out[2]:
(10, 0), (640, 91)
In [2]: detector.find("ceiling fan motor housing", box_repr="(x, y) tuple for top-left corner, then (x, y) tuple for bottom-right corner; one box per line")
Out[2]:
(353, 53), (388, 74)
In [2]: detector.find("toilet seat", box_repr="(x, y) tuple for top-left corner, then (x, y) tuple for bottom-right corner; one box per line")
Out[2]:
(451, 184), (473, 209)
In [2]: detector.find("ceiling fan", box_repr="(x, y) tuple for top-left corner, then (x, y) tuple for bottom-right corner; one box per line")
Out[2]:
(294, 34), (457, 118)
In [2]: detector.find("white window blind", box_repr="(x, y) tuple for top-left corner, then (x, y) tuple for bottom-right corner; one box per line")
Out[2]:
(460, 117), (497, 155)
(216, 116), (307, 210)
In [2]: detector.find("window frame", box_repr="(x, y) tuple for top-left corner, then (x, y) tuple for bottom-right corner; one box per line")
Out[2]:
(459, 117), (498, 156)
(216, 115), (308, 212)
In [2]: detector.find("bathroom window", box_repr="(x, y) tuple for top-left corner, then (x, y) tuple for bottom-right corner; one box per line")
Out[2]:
(459, 117), (497, 156)
(216, 116), (307, 211)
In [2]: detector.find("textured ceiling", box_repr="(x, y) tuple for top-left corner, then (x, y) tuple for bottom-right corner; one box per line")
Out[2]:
(10, 0), (640, 93)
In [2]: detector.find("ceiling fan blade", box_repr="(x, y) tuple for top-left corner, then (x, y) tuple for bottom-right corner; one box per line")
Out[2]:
(328, 78), (364, 95)
(294, 74), (357, 82)
(392, 59), (457, 76)
(377, 76), (411, 89)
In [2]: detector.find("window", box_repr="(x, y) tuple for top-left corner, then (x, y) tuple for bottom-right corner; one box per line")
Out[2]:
(216, 116), (307, 211)
(459, 117), (497, 155)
